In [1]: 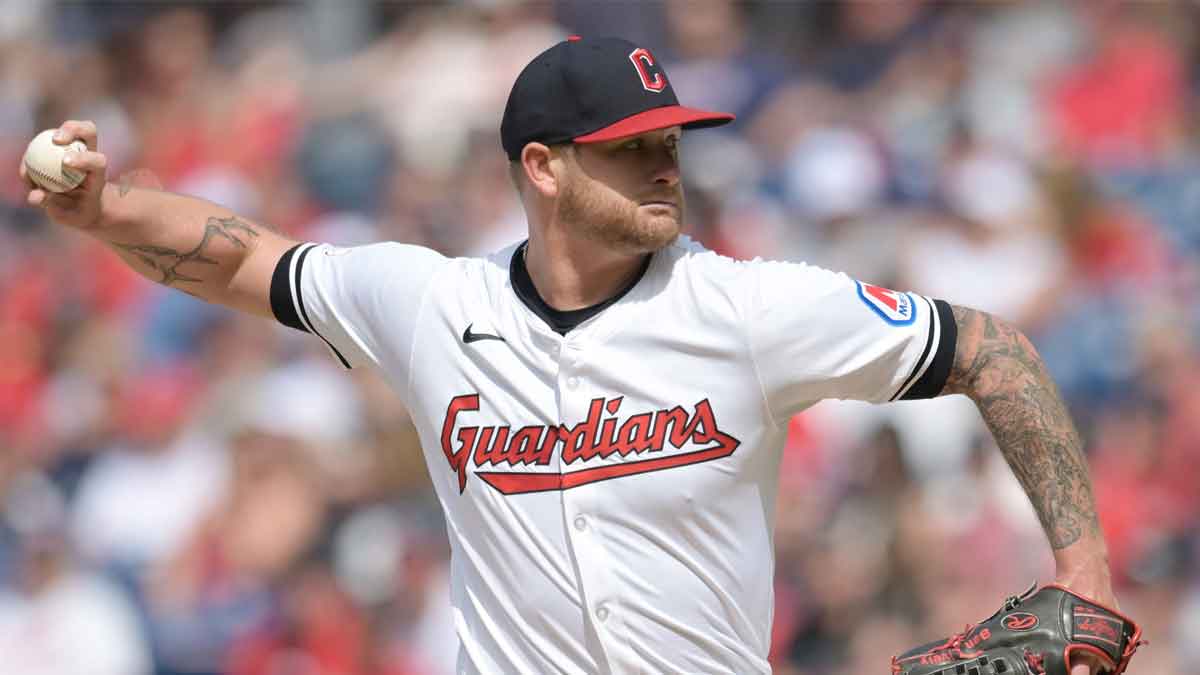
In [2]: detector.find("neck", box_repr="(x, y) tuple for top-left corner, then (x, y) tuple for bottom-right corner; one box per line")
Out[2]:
(524, 231), (649, 311)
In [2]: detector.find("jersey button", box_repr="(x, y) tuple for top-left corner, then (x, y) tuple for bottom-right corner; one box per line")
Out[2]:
(566, 376), (580, 389)
(595, 605), (610, 622)
(573, 516), (588, 531)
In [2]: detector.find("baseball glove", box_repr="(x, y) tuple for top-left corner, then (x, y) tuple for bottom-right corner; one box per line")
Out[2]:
(891, 584), (1144, 675)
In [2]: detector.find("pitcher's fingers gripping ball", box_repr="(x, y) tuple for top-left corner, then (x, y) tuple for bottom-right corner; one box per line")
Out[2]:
(892, 585), (1144, 675)
(23, 129), (87, 193)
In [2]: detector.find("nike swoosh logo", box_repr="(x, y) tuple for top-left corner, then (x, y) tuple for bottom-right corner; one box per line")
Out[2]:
(462, 324), (506, 344)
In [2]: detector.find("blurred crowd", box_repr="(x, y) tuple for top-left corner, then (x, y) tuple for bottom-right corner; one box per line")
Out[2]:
(0, 2), (1197, 674)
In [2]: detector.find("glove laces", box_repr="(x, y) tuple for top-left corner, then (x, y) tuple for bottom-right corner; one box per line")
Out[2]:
(889, 622), (982, 675)
(890, 583), (1037, 675)
(1023, 648), (1046, 674)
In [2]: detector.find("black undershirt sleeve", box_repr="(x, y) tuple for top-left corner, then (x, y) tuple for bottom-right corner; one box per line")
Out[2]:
(899, 298), (957, 400)
(270, 243), (308, 333)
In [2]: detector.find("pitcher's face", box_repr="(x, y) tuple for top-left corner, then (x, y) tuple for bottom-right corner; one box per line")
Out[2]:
(557, 126), (685, 254)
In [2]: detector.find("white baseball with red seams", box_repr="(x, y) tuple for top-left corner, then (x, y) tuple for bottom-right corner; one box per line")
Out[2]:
(271, 236), (955, 674)
(23, 129), (87, 193)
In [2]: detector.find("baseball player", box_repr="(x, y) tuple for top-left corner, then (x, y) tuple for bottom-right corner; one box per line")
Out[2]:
(24, 36), (1134, 675)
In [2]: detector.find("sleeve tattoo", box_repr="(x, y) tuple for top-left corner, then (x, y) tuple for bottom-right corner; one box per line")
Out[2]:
(113, 216), (262, 287)
(942, 305), (1102, 550)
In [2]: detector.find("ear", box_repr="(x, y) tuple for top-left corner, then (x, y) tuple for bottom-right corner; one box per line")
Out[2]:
(520, 143), (562, 199)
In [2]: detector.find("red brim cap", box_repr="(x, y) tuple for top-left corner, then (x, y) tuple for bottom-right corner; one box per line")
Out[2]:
(573, 105), (735, 144)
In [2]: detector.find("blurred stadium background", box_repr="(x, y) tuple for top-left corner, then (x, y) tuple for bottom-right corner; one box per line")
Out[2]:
(0, 1), (1197, 673)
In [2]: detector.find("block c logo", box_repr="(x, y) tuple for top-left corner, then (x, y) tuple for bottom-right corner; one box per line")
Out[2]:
(629, 48), (666, 93)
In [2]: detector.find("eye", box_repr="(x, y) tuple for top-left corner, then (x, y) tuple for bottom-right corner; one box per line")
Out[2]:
(622, 139), (643, 151)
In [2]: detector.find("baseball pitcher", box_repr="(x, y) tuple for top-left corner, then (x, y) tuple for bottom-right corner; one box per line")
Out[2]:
(21, 36), (1139, 675)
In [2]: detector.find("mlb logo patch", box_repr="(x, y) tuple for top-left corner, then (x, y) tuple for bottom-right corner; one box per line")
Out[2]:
(856, 281), (917, 326)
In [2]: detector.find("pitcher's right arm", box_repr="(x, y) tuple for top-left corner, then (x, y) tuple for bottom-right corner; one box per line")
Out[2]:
(21, 120), (295, 319)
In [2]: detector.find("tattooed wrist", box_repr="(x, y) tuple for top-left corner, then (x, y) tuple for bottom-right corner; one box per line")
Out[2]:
(117, 169), (160, 197)
(945, 305), (1102, 550)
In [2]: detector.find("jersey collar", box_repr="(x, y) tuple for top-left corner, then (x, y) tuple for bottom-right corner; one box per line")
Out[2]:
(509, 240), (652, 336)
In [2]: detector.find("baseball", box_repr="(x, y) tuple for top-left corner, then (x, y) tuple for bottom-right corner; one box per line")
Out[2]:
(23, 129), (87, 193)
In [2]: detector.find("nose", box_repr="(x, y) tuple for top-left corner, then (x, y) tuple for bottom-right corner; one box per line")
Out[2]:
(653, 146), (680, 187)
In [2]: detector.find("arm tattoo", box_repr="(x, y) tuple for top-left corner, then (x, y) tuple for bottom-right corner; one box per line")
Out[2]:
(114, 216), (259, 287)
(943, 305), (1101, 550)
(118, 169), (159, 197)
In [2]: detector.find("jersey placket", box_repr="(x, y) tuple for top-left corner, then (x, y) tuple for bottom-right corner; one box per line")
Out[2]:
(555, 336), (629, 672)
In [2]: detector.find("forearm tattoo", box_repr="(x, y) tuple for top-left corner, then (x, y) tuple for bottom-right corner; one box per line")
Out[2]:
(943, 305), (1101, 550)
(113, 216), (259, 287)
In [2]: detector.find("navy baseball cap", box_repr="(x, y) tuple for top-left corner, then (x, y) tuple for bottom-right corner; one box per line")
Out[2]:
(501, 36), (735, 161)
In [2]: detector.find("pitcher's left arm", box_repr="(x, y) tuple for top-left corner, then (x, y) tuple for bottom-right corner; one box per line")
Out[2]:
(941, 305), (1113, 604)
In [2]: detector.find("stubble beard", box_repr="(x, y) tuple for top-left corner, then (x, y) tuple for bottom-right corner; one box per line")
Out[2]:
(556, 171), (684, 254)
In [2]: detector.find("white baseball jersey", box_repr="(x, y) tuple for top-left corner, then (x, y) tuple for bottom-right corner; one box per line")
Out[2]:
(270, 235), (955, 674)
